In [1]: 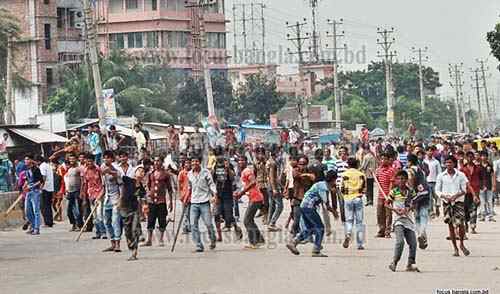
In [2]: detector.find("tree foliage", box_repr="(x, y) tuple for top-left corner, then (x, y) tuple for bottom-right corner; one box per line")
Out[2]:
(487, 23), (500, 70)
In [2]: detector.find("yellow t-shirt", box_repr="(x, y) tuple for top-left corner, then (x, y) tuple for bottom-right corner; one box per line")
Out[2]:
(342, 168), (366, 201)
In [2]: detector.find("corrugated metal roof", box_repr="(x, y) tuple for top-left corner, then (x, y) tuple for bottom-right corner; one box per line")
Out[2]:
(8, 128), (68, 144)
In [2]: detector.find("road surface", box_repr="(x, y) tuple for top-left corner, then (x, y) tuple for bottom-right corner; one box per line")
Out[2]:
(1, 202), (499, 294)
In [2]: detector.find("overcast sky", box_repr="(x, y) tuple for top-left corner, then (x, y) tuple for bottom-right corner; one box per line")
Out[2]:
(227, 0), (500, 106)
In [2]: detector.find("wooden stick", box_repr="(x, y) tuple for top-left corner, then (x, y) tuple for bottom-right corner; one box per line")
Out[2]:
(2, 194), (23, 217)
(171, 204), (186, 253)
(75, 202), (99, 242)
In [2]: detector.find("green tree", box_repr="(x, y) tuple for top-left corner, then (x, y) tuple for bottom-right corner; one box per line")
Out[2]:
(0, 8), (21, 120)
(233, 73), (286, 123)
(487, 23), (500, 70)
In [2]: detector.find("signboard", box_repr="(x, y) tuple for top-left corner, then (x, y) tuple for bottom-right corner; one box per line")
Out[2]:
(270, 114), (278, 129)
(36, 112), (67, 133)
(102, 88), (117, 126)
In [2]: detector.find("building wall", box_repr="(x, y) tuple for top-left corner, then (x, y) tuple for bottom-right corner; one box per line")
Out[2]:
(1, 0), (85, 124)
(96, 0), (228, 70)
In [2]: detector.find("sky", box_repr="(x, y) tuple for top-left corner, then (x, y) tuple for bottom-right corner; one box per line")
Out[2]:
(226, 0), (500, 109)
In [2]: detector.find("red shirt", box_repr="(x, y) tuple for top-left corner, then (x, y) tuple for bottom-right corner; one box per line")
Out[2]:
(83, 165), (103, 200)
(178, 169), (191, 204)
(241, 167), (264, 203)
(376, 165), (395, 199)
(460, 164), (481, 194)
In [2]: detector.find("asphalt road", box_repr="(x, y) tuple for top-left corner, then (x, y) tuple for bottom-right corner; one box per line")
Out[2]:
(1, 201), (499, 294)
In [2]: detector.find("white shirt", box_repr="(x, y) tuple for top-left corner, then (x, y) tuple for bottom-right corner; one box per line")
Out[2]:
(179, 133), (189, 151)
(115, 162), (136, 179)
(39, 162), (54, 192)
(435, 169), (468, 202)
(424, 157), (442, 183)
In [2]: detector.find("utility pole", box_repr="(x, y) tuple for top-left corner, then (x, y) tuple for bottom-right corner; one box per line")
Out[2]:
(377, 27), (396, 136)
(5, 36), (14, 124)
(232, 4), (238, 63)
(186, 0), (217, 117)
(477, 59), (492, 127)
(286, 20), (309, 65)
(471, 67), (484, 131)
(326, 19), (346, 130)
(411, 46), (428, 111)
(83, 0), (105, 126)
(309, 0), (321, 63)
(449, 63), (466, 133)
(233, 2), (266, 64)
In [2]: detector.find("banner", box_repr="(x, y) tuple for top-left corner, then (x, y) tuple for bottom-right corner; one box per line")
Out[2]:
(102, 88), (117, 126)
(270, 114), (278, 129)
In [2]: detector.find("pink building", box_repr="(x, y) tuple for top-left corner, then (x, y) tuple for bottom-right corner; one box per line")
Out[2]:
(95, 0), (229, 74)
(0, 0), (85, 124)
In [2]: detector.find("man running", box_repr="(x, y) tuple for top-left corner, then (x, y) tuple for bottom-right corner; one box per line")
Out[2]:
(286, 170), (338, 257)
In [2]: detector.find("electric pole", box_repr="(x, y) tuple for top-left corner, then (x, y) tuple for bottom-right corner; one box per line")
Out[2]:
(326, 18), (346, 130)
(308, 0), (321, 63)
(377, 27), (396, 136)
(449, 63), (466, 133)
(477, 59), (492, 127)
(471, 67), (484, 131)
(186, 0), (218, 117)
(232, 2), (266, 64)
(83, 0), (105, 126)
(5, 36), (14, 124)
(411, 46), (428, 111)
(286, 20), (310, 65)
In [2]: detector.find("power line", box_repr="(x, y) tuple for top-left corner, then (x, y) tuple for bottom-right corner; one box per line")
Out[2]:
(286, 19), (310, 65)
(449, 63), (466, 133)
(470, 66), (484, 131)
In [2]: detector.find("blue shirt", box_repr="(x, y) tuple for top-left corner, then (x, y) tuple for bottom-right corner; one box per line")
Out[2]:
(88, 132), (102, 155)
(301, 181), (329, 209)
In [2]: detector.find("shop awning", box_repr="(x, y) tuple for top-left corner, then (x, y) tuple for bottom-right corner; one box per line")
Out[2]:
(8, 128), (68, 144)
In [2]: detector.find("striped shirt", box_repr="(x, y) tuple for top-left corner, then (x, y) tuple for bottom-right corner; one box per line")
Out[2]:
(335, 159), (349, 188)
(376, 165), (395, 200)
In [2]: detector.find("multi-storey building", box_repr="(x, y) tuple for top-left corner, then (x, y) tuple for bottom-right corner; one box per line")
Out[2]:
(0, 0), (85, 124)
(94, 0), (229, 75)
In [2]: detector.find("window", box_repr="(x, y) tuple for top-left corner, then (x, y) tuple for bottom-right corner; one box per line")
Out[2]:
(207, 32), (226, 49)
(164, 31), (189, 48)
(69, 10), (75, 28)
(126, 0), (139, 9)
(57, 8), (64, 28)
(127, 32), (143, 48)
(110, 33), (125, 49)
(146, 32), (159, 48)
(152, 0), (158, 10)
(165, 0), (186, 11)
(46, 68), (54, 85)
(44, 0), (50, 4)
(44, 24), (51, 49)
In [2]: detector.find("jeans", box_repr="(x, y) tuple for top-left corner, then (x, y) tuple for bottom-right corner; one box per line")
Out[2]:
(296, 207), (324, 252)
(259, 188), (270, 216)
(393, 225), (417, 265)
(415, 203), (430, 238)
(147, 203), (168, 231)
(25, 190), (41, 231)
(190, 202), (216, 250)
(479, 190), (494, 220)
(92, 198), (106, 236)
(243, 202), (264, 245)
(234, 199), (240, 219)
(268, 193), (283, 226)
(183, 203), (191, 233)
(40, 190), (54, 226)
(344, 197), (365, 246)
(66, 191), (83, 227)
(376, 198), (392, 236)
(428, 182), (438, 213)
(104, 205), (122, 241)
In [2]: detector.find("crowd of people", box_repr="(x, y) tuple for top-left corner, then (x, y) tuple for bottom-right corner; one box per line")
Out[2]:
(9, 123), (500, 271)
